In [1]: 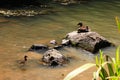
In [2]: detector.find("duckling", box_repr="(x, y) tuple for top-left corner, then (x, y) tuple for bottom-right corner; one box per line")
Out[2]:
(19, 55), (28, 65)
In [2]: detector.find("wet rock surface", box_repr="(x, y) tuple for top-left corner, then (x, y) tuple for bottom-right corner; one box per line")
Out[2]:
(28, 29), (113, 67)
(42, 49), (67, 66)
(53, 45), (63, 50)
(65, 31), (112, 53)
(28, 31), (112, 54)
(61, 39), (71, 46)
(28, 44), (49, 52)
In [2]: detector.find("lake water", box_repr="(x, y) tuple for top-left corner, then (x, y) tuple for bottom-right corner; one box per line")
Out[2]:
(0, 0), (120, 80)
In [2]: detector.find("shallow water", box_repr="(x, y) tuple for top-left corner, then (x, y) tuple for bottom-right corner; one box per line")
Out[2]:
(0, 0), (120, 80)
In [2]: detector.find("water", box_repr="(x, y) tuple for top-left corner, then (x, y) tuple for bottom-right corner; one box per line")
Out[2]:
(0, 0), (120, 80)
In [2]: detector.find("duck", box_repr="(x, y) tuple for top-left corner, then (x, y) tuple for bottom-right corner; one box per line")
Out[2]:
(19, 55), (28, 65)
(77, 22), (90, 33)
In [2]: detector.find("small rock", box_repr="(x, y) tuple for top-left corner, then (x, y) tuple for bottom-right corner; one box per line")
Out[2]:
(50, 40), (57, 45)
(28, 44), (48, 52)
(53, 45), (63, 50)
(61, 39), (71, 46)
(42, 49), (67, 66)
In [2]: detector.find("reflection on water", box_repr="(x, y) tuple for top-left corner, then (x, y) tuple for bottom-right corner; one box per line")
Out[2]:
(0, 0), (120, 80)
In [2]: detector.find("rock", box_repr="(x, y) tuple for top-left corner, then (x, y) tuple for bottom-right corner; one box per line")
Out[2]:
(54, 0), (89, 5)
(61, 39), (71, 46)
(42, 49), (67, 66)
(53, 45), (63, 50)
(50, 40), (57, 45)
(28, 44), (48, 52)
(0, 9), (53, 17)
(65, 31), (112, 53)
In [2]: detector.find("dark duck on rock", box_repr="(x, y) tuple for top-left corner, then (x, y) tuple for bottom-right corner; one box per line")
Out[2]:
(77, 22), (90, 33)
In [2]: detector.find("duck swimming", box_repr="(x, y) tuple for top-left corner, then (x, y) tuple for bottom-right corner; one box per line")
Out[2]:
(19, 55), (28, 65)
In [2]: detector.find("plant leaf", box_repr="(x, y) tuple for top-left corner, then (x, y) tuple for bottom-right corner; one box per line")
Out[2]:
(64, 63), (95, 80)
(105, 55), (115, 76)
(101, 67), (109, 80)
(115, 17), (120, 32)
(95, 56), (99, 67)
(115, 47), (120, 75)
(95, 62), (108, 80)
(106, 76), (120, 80)
(107, 63), (115, 76)
(116, 47), (120, 65)
(99, 50), (104, 64)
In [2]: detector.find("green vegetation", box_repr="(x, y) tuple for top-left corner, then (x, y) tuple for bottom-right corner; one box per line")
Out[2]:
(64, 47), (120, 80)
(115, 17), (120, 32)
(93, 47), (120, 80)
(64, 63), (95, 80)
(64, 17), (120, 80)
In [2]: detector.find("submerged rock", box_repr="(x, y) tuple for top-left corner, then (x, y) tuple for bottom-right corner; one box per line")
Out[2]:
(53, 45), (63, 50)
(65, 31), (112, 53)
(42, 49), (67, 66)
(28, 44), (49, 52)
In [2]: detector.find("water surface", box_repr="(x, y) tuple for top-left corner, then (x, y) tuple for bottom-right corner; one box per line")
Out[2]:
(0, 0), (120, 80)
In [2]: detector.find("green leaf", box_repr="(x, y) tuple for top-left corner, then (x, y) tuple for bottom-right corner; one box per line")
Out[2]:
(118, 68), (120, 76)
(107, 63), (115, 76)
(115, 47), (120, 75)
(105, 55), (115, 76)
(99, 50), (104, 64)
(95, 56), (99, 67)
(106, 76), (120, 80)
(115, 17), (120, 32)
(95, 62), (108, 80)
(99, 72), (104, 80)
(64, 63), (95, 80)
(116, 47), (120, 65)
(101, 67), (109, 80)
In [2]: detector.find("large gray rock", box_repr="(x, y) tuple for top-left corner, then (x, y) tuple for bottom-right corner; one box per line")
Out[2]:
(65, 31), (112, 53)
(42, 49), (67, 66)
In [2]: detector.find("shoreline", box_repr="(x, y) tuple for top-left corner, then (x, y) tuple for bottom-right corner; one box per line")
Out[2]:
(0, 5), (55, 17)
